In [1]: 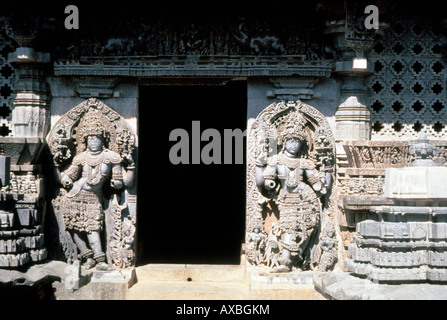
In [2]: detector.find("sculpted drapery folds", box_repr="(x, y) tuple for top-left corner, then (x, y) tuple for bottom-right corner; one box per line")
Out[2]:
(247, 101), (338, 272)
(47, 98), (137, 270)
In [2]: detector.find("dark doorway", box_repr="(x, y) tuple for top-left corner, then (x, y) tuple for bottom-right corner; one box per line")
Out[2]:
(137, 80), (247, 265)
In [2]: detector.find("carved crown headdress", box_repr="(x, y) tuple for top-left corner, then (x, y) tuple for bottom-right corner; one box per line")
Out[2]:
(76, 108), (117, 153)
(276, 111), (308, 146)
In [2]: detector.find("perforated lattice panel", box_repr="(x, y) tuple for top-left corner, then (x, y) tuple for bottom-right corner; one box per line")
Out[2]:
(0, 32), (14, 137)
(367, 19), (447, 140)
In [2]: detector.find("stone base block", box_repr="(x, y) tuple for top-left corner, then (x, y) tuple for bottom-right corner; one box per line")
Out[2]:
(90, 268), (136, 300)
(0, 252), (29, 267)
(0, 238), (26, 253)
(313, 271), (447, 300)
(345, 259), (447, 282)
(356, 220), (447, 241)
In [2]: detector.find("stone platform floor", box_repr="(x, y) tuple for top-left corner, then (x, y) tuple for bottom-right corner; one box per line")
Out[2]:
(5, 261), (446, 300)
(126, 264), (325, 300)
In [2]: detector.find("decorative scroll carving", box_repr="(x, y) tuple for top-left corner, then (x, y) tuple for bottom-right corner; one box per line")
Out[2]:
(47, 98), (137, 270)
(246, 100), (338, 272)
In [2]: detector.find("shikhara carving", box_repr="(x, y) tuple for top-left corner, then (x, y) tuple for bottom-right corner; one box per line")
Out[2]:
(247, 100), (338, 272)
(47, 98), (137, 270)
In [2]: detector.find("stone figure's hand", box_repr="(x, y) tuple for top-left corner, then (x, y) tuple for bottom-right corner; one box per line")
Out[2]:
(61, 176), (73, 189)
(111, 179), (123, 189)
(312, 181), (322, 192)
(123, 154), (135, 167)
(264, 179), (276, 190)
(255, 152), (268, 166)
(53, 152), (60, 161)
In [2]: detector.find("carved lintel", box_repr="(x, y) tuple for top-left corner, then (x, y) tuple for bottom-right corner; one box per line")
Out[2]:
(75, 77), (119, 99)
(54, 57), (332, 78)
(267, 77), (320, 100)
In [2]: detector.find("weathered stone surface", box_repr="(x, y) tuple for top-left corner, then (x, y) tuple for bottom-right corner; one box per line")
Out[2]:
(90, 268), (136, 300)
(0, 237), (25, 253)
(356, 221), (447, 241)
(0, 252), (29, 267)
(335, 96), (371, 141)
(346, 135), (447, 283)
(384, 167), (447, 199)
(0, 260), (67, 286)
(314, 272), (447, 300)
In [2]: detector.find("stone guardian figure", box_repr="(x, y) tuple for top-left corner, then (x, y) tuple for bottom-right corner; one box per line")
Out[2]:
(246, 101), (337, 272)
(256, 112), (325, 271)
(48, 98), (137, 271)
(59, 110), (124, 270)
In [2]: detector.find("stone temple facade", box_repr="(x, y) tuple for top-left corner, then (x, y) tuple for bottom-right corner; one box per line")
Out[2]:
(1, 0), (447, 300)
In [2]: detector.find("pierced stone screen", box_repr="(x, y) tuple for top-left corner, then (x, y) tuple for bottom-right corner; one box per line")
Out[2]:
(367, 19), (447, 140)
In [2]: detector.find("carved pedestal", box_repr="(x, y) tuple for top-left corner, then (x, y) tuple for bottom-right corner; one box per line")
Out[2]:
(0, 142), (47, 267)
(346, 135), (447, 282)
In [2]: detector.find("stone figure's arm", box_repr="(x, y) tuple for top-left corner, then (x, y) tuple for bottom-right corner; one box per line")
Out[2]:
(301, 159), (325, 193)
(61, 164), (80, 189)
(122, 154), (135, 188)
(255, 165), (265, 188)
(305, 169), (323, 192)
(256, 164), (277, 191)
(110, 163), (124, 189)
(60, 153), (84, 188)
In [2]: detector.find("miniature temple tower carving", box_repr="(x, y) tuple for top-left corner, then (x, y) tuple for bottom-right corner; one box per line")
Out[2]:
(47, 98), (137, 270)
(246, 100), (338, 272)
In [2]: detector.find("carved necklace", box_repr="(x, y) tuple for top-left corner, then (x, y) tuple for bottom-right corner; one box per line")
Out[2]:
(86, 150), (104, 185)
(279, 152), (301, 169)
(85, 150), (105, 167)
(279, 152), (304, 188)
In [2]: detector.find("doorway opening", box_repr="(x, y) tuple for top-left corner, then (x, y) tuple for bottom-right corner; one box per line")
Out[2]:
(137, 79), (247, 265)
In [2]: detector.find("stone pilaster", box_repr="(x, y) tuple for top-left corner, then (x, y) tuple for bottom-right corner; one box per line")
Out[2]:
(8, 48), (51, 138)
(325, 20), (374, 142)
(0, 15), (50, 268)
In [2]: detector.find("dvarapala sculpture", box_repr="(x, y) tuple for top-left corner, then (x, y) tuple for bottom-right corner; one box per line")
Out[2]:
(246, 100), (338, 272)
(47, 98), (137, 270)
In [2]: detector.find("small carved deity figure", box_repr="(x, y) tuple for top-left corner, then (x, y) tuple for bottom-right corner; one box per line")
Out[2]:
(265, 222), (281, 268)
(316, 220), (338, 271)
(246, 227), (266, 265)
(256, 113), (327, 272)
(57, 109), (134, 270)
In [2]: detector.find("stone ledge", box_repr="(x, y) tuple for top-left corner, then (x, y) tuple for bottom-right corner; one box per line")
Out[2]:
(313, 272), (447, 300)
(0, 260), (75, 286)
